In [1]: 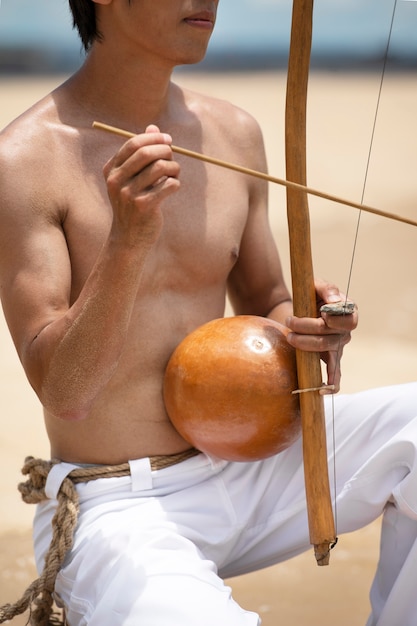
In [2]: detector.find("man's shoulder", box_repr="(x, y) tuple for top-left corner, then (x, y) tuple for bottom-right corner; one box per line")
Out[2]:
(0, 90), (71, 220)
(0, 92), (59, 164)
(178, 82), (263, 146)
(0, 83), (78, 190)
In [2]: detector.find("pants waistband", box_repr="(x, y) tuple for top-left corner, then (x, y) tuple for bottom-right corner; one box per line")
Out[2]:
(42, 447), (200, 500)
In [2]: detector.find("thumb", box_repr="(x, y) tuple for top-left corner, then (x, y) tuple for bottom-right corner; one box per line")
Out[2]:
(145, 124), (161, 134)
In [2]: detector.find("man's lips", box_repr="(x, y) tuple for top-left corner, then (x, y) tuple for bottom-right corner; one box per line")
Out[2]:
(184, 11), (215, 29)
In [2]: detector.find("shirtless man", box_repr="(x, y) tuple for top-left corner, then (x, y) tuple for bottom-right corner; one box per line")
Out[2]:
(0, 0), (352, 463)
(1, 2), (417, 625)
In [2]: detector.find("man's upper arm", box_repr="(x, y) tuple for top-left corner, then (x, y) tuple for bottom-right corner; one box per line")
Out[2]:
(0, 135), (72, 384)
(226, 114), (291, 318)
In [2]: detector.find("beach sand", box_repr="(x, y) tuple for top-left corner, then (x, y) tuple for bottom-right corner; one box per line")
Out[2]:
(0, 71), (416, 625)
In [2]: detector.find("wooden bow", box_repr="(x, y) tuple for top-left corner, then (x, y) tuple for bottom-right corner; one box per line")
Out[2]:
(285, 0), (336, 565)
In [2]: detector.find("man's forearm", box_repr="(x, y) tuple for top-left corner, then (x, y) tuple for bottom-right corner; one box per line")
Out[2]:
(28, 240), (149, 420)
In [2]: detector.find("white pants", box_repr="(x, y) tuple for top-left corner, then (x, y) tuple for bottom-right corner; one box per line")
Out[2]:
(33, 382), (417, 625)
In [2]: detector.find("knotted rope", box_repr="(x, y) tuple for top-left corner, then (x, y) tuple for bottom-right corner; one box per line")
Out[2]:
(0, 449), (199, 625)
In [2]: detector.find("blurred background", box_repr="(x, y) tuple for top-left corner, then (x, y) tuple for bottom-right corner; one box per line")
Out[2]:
(1, 2), (416, 625)
(0, 0), (416, 73)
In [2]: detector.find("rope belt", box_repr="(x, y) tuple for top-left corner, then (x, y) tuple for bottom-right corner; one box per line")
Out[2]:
(0, 448), (200, 626)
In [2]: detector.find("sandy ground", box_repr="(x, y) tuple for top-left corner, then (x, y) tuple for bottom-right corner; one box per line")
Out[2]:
(0, 71), (416, 625)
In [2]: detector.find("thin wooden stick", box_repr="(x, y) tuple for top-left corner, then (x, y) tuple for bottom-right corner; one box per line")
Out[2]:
(93, 121), (417, 228)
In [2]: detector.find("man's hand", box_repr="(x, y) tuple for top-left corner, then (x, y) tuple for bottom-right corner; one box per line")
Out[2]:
(285, 279), (358, 393)
(103, 125), (180, 248)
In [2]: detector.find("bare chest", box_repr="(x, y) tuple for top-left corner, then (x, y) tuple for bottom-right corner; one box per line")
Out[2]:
(62, 153), (250, 301)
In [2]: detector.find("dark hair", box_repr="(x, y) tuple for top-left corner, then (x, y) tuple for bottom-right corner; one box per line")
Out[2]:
(68, 0), (101, 51)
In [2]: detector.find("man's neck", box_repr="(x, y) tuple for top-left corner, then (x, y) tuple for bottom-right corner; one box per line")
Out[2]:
(67, 46), (178, 132)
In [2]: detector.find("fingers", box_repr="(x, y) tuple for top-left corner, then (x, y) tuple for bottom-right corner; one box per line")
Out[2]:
(285, 317), (352, 353)
(314, 277), (345, 309)
(286, 278), (358, 395)
(102, 127), (181, 246)
(286, 296), (357, 364)
(145, 124), (162, 134)
(104, 129), (179, 189)
(314, 277), (358, 330)
(288, 310), (357, 335)
(320, 350), (343, 394)
(286, 320), (348, 394)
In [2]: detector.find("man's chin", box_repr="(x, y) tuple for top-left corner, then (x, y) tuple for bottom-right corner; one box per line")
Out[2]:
(178, 57), (206, 69)
(174, 45), (211, 68)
